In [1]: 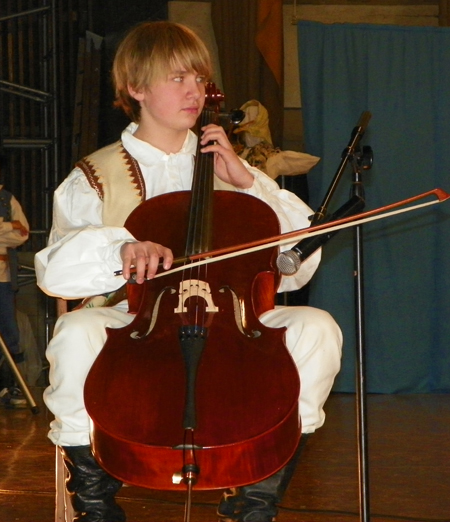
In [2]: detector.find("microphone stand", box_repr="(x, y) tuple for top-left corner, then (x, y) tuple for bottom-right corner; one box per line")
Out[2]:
(279, 113), (374, 522)
(309, 112), (374, 522)
(303, 112), (374, 522)
(350, 144), (373, 522)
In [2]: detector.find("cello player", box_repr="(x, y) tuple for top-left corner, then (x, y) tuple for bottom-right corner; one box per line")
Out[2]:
(35, 21), (342, 522)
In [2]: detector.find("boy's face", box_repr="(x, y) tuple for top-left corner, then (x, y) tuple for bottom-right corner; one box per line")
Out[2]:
(131, 67), (206, 135)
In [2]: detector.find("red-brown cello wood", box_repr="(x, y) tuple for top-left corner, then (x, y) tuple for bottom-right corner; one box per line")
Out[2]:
(84, 84), (301, 491)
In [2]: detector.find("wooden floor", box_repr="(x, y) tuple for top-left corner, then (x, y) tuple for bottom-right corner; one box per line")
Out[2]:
(1, 390), (449, 522)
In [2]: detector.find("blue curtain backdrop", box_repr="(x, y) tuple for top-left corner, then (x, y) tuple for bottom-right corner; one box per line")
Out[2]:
(297, 21), (450, 393)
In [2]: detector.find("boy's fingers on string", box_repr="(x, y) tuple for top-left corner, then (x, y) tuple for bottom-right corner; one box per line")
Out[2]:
(200, 124), (230, 147)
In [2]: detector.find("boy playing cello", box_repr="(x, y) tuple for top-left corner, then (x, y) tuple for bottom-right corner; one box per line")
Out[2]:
(35, 21), (342, 522)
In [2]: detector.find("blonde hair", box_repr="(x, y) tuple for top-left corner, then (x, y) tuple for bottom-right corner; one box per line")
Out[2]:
(112, 21), (213, 122)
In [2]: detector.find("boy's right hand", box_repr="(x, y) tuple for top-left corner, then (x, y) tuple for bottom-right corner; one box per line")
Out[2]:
(120, 240), (173, 284)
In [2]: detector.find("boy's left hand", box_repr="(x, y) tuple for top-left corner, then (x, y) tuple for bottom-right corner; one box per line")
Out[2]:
(200, 124), (254, 189)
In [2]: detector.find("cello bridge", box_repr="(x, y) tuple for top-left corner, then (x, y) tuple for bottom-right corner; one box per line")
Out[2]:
(174, 279), (219, 313)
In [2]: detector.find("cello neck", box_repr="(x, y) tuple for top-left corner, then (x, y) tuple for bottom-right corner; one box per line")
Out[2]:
(184, 82), (223, 257)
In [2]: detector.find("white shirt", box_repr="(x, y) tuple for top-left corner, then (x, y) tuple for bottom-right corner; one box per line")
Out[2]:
(35, 123), (320, 299)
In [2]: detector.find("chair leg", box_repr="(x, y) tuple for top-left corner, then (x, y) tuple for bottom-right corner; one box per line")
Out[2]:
(55, 445), (74, 522)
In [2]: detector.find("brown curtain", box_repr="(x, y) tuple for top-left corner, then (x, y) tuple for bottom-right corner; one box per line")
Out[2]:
(211, 0), (284, 147)
(440, 0), (450, 26)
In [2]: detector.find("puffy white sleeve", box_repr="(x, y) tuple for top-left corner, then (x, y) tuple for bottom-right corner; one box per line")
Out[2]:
(34, 169), (135, 299)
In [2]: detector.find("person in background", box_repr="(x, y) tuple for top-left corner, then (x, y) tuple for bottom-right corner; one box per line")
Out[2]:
(0, 154), (30, 408)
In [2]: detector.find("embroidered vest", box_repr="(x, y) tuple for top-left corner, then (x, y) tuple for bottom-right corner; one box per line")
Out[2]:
(74, 142), (146, 309)
(76, 141), (146, 226)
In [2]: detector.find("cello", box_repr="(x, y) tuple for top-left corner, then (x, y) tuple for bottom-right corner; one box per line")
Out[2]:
(84, 84), (301, 498)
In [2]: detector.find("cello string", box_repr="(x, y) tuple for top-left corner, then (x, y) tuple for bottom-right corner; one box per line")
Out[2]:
(184, 105), (204, 324)
(197, 107), (215, 326)
(186, 105), (214, 327)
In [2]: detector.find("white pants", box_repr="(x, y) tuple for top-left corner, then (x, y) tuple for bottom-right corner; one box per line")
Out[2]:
(44, 303), (342, 447)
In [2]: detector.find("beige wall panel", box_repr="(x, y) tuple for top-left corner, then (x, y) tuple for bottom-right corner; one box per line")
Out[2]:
(292, 5), (439, 26)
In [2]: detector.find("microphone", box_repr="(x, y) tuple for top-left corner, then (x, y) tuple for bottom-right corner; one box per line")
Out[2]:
(276, 195), (366, 276)
(276, 230), (335, 276)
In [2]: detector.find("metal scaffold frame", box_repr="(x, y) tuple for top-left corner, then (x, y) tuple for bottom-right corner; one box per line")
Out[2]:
(0, 0), (58, 355)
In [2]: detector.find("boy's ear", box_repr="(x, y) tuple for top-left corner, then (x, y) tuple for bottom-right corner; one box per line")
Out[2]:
(127, 84), (144, 101)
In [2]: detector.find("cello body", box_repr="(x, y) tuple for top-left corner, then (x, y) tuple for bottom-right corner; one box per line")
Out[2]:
(84, 189), (301, 490)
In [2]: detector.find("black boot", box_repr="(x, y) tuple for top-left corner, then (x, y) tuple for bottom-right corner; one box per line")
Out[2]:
(61, 445), (126, 522)
(217, 435), (309, 522)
